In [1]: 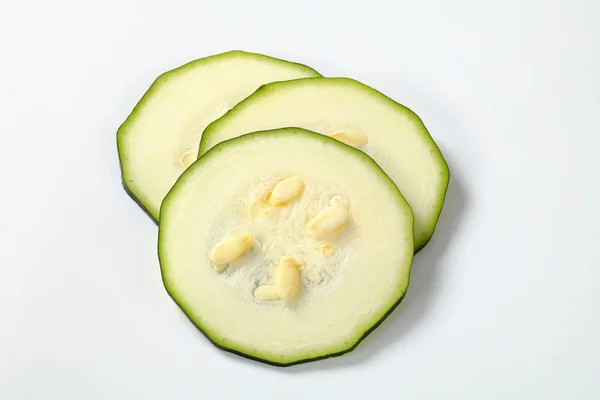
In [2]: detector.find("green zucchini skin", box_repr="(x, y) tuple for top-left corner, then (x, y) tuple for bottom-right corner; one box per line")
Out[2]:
(157, 252), (411, 367)
(120, 180), (159, 225)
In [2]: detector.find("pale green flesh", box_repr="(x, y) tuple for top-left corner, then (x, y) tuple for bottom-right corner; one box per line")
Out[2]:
(117, 51), (321, 220)
(159, 128), (414, 365)
(200, 78), (449, 250)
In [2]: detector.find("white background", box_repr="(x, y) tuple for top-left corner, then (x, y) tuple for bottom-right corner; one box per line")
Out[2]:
(1, 0), (599, 398)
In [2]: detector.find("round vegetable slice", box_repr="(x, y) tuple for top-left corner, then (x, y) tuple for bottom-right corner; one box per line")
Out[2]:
(116, 51), (321, 221)
(159, 128), (414, 366)
(199, 77), (449, 251)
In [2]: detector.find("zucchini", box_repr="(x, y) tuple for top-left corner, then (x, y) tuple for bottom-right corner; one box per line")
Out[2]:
(117, 51), (320, 220)
(200, 77), (449, 250)
(159, 128), (414, 366)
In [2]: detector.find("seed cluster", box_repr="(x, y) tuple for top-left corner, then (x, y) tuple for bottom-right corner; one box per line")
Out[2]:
(209, 176), (351, 303)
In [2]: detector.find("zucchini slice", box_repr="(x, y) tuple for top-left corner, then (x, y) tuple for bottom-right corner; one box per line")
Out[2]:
(199, 78), (449, 250)
(117, 51), (321, 221)
(159, 128), (414, 366)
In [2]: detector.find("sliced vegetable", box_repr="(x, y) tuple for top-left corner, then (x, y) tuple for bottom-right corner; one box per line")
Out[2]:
(159, 128), (414, 366)
(200, 77), (449, 250)
(117, 51), (320, 220)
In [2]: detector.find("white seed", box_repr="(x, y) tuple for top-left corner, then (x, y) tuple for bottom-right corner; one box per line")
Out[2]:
(254, 285), (281, 301)
(318, 244), (334, 257)
(249, 199), (280, 220)
(178, 148), (197, 168)
(328, 129), (368, 148)
(249, 200), (263, 219)
(307, 204), (350, 234)
(269, 176), (304, 206)
(275, 257), (302, 302)
(209, 234), (253, 269)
